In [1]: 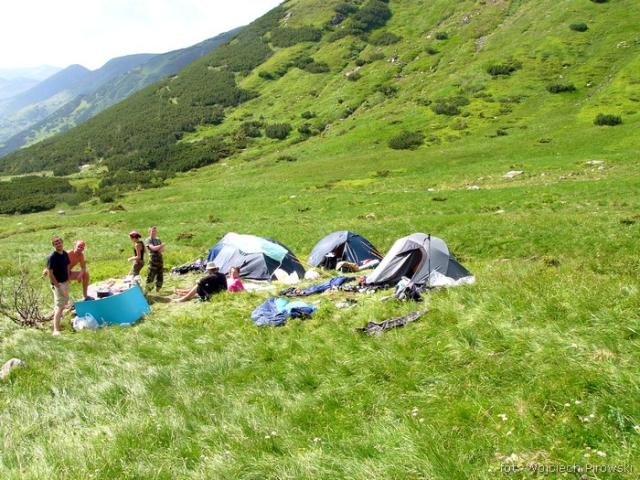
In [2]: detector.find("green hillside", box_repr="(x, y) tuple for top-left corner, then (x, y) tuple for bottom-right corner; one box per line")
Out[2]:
(0, 0), (639, 478)
(0, 30), (239, 158)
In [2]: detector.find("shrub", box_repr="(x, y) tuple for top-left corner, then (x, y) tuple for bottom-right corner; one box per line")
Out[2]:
(593, 113), (622, 126)
(352, 0), (392, 33)
(368, 31), (402, 45)
(298, 123), (313, 136)
(377, 84), (398, 96)
(276, 155), (297, 162)
(388, 131), (424, 150)
(305, 62), (330, 74)
(240, 121), (263, 137)
(435, 32), (449, 40)
(487, 60), (522, 76)
(347, 72), (362, 81)
(301, 111), (316, 119)
(425, 46), (439, 55)
(259, 70), (276, 80)
(546, 83), (576, 93)
(265, 123), (293, 139)
(270, 26), (322, 48)
(366, 52), (386, 62)
(335, 2), (359, 15)
(431, 95), (469, 116)
(569, 23), (588, 32)
(590, 0), (608, 3)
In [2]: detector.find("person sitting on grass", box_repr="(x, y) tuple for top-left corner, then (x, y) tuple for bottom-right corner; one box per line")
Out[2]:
(173, 262), (227, 303)
(227, 266), (245, 292)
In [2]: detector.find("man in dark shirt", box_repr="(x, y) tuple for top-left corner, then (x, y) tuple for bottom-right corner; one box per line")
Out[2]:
(47, 236), (70, 336)
(173, 262), (227, 302)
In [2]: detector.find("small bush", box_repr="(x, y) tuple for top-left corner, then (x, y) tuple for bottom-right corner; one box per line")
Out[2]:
(368, 31), (402, 45)
(590, 0), (608, 3)
(259, 70), (276, 80)
(487, 60), (522, 76)
(547, 83), (576, 93)
(355, 58), (367, 66)
(265, 123), (293, 139)
(335, 2), (359, 15)
(270, 26), (322, 48)
(425, 46), (439, 55)
(347, 72), (362, 81)
(388, 131), (424, 150)
(569, 23), (588, 32)
(431, 95), (469, 116)
(435, 32), (449, 40)
(276, 155), (297, 162)
(593, 113), (622, 126)
(377, 84), (398, 96)
(301, 111), (316, 119)
(298, 124), (313, 136)
(351, 0), (392, 33)
(240, 121), (263, 138)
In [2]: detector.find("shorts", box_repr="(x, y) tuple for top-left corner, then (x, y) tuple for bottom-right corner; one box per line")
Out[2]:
(51, 282), (69, 309)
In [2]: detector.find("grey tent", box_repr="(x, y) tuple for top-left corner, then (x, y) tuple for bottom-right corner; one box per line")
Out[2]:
(308, 231), (382, 268)
(365, 233), (472, 286)
(207, 233), (305, 281)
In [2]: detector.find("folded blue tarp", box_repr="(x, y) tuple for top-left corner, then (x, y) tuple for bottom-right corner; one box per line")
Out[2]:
(74, 285), (150, 326)
(251, 297), (317, 327)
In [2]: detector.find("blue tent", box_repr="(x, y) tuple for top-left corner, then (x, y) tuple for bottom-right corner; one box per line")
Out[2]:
(207, 233), (305, 281)
(308, 231), (382, 268)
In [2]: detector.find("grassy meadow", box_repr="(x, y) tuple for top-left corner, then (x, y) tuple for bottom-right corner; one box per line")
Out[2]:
(1, 0), (640, 478)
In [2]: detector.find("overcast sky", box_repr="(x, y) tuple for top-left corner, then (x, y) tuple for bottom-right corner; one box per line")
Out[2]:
(0, 0), (282, 70)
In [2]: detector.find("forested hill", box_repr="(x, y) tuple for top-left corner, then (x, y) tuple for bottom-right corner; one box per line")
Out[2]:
(0, 29), (239, 158)
(0, 0), (638, 199)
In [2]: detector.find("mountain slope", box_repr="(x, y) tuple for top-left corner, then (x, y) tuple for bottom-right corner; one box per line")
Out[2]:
(0, 29), (239, 157)
(0, 57), (158, 145)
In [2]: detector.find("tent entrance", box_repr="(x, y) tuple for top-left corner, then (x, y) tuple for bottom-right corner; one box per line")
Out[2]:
(395, 249), (424, 280)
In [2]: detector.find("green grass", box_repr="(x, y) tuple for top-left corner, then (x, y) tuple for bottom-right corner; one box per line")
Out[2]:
(1, 0), (640, 478)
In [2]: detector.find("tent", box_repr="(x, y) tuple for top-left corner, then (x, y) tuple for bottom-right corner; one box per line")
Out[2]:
(308, 231), (383, 268)
(207, 233), (305, 281)
(365, 233), (473, 286)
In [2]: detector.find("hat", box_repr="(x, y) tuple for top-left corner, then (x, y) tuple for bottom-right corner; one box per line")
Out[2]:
(74, 240), (86, 249)
(129, 230), (141, 238)
(205, 261), (219, 271)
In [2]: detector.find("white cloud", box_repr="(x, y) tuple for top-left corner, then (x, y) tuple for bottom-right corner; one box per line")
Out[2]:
(0, 0), (282, 70)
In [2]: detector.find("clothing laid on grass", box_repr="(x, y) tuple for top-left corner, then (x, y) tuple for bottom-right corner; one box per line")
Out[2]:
(280, 276), (355, 297)
(197, 272), (227, 301)
(357, 310), (426, 335)
(170, 259), (205, 275)
(251, 297), (317, 327)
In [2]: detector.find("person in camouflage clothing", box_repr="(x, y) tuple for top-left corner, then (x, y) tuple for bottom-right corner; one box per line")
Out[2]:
(145, 226), (165, 292)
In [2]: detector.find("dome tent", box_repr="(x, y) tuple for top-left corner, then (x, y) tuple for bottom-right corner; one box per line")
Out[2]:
(365, 233), (473, 286)
(308, 230), (382, 268)
(207, 233), (305, 281)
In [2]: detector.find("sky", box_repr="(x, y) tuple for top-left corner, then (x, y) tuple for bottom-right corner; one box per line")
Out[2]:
(0, 0), (282, 71)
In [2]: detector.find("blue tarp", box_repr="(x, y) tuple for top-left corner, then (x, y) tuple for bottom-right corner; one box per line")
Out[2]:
(74, 285), (150, 326)
(251, 297), (317, 327)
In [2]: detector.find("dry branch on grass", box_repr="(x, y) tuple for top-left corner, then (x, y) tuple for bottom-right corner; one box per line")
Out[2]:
(0, 269), (49, 328)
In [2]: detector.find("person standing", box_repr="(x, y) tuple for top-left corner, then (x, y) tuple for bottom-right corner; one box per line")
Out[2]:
(127, 231), (145, 276)
(47, 236), (70, 336)
(145, 226), (165, 292)
(68, 240), (92, 300)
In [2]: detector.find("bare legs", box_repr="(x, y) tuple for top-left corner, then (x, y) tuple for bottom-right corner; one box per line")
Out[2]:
(173, 286), (198, 303)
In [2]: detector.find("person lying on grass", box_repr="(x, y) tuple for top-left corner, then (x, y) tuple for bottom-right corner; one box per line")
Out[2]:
(173, 262), (227, 302)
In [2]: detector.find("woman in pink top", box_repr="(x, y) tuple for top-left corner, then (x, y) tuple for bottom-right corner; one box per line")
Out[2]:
(227, 266), (245, 292)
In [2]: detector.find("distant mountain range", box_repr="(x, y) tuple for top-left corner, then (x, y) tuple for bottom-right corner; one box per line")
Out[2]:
(0, 66), (61, 101)
(0, 29), (238, 157)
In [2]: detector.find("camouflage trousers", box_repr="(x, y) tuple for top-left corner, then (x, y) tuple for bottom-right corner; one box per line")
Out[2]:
(146, 256), (164, 291)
